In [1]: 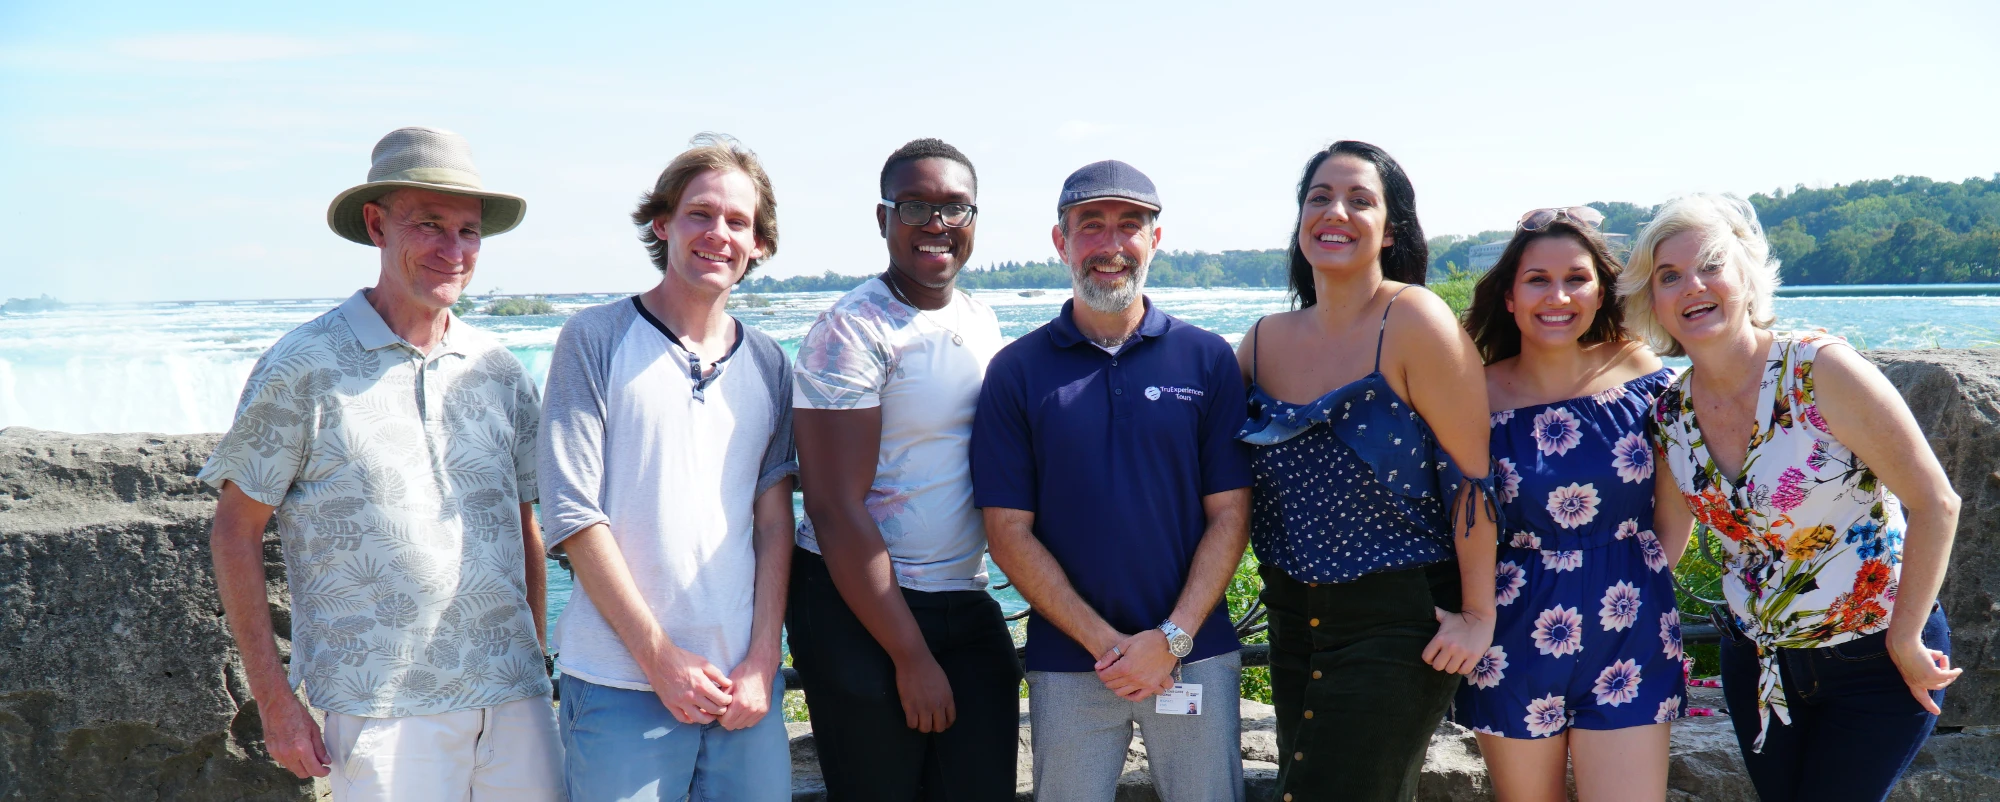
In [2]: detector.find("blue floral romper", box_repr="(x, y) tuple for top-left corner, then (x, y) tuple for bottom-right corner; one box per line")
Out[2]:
(1451, 367), (1689, 738)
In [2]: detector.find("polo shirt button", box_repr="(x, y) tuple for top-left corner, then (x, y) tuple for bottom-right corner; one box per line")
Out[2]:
(1114, 388), (1122, 395)
(1309, 618), (1320, 627)
(1304, 710), (1314, 719)
(1312, 670), (1322, 679)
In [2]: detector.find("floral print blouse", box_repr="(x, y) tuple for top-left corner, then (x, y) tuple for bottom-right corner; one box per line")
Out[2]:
(1654, 331), (1907, 750)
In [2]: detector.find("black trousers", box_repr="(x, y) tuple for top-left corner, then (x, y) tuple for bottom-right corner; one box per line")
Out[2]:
(1261, 561), (1463, 802)
(786, 547), (1023, 802)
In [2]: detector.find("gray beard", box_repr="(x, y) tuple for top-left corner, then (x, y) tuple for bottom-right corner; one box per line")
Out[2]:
(1071, 256), (1149, 314)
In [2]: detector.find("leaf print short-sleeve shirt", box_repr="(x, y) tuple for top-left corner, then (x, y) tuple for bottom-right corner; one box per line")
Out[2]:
(1654, 330), (1906, 749)
(199, 290), (548, 718)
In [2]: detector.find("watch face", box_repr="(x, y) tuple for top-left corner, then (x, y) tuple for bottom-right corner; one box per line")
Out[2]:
(1168, 632), (1193, 657)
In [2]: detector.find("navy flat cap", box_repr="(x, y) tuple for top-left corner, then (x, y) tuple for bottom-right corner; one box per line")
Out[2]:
(1056, 160), (1161, 214)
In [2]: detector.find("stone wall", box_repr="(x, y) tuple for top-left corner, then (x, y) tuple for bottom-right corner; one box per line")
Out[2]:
(0, 349), (1993, 800)
(1871, 350), (2000, 727)
(0, 429), (308, 801)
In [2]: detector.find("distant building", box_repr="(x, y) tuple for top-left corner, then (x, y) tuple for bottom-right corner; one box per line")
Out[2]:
(1466, 233), (1630, 273)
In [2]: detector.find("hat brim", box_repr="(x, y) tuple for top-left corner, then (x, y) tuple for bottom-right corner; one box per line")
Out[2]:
(327, 181), (527, 246)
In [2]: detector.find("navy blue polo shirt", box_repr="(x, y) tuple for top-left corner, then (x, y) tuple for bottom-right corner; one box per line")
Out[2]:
(971, 298), (1252, 672)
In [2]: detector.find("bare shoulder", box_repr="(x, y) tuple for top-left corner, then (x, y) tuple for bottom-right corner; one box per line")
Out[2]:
(1806, 337), (1890, 397)
(1599, 339), (1666, 383)
(1380, 282), (1461, 339)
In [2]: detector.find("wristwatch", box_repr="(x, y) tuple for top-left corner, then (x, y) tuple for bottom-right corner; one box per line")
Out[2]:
(1157, 620), (1193, 659)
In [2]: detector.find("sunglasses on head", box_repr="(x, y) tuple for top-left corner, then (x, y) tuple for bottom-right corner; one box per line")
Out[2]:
(1518, 206), (1605, 232)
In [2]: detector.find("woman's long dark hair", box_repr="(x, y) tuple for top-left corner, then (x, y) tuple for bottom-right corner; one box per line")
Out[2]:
(1464, 220), (1630, 365)
(1287, 141), (1429, 308)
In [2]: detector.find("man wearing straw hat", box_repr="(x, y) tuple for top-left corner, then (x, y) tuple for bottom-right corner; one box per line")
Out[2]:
(202, 126), (563, 801)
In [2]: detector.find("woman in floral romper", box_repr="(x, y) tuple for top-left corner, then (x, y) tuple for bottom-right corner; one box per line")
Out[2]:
(1452, 207), (1691, 801)
(1622, 194), (1961, 802)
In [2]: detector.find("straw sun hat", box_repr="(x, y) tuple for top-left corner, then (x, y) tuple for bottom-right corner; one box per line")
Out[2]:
(326, 126), (527, 245)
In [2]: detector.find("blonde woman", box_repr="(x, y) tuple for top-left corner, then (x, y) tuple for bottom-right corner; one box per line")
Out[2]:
(1622, 194), (1960, 802)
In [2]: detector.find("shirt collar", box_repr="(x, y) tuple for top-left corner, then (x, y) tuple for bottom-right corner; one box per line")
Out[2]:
(1047, 296), (1168, 349)
(338, 289), (467, 356)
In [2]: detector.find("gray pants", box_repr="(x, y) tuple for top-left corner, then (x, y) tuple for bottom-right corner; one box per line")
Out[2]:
(1026, 651), (1243, 802)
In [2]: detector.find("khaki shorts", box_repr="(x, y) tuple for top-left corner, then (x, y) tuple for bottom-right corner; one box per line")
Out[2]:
(323, 694), (564, 802)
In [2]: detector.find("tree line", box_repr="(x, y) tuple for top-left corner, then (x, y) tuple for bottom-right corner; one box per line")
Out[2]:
(740, 174), (2000, 293)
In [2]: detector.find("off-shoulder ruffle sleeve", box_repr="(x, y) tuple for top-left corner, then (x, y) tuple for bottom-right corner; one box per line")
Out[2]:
(1239, 373), (1498, 541)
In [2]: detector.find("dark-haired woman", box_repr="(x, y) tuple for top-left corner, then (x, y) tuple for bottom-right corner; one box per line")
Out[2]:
(1235, 141), (1499, 802)
(1451, 207), (1691, 802)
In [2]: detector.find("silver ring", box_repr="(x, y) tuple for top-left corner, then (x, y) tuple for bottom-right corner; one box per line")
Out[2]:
(1112, 646), (1123, 657)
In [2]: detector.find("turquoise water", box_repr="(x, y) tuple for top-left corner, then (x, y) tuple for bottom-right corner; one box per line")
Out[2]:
(2, 286), (1994, 635)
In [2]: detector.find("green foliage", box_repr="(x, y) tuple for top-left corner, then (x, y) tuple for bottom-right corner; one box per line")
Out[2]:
(1426, 231), (1512, 277)
(1672, 527), (1730, 678)
(1736, 175), (2000, 285)
(483, 296), (556, 316)
(0, 294), (64, 313)
(1227, 553), (1273, 704)
(1429, 275), (1475, 317)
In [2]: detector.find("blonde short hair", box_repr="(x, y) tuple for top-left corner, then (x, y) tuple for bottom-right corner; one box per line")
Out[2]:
(1616, 193), (1780, 357)
(632, 132), (779, 275)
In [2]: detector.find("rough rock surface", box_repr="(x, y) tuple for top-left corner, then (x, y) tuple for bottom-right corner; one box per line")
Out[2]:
(0, 428), (308, 801)
(1870, 350), (2000, 727)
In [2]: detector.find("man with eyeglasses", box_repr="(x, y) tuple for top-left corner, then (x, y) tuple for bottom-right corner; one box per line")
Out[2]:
(789, 138), (1019, 800)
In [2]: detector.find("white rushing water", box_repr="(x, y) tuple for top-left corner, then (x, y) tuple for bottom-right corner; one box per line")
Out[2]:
(2, 287), (1995, 434)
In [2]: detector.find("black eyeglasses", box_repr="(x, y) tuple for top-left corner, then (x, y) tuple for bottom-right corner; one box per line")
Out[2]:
(1518, 206), (1605, 232)
(880, 199), (978, 228)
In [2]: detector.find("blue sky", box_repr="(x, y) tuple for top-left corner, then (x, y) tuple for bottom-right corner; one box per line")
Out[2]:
(3, 0), (1997, 302)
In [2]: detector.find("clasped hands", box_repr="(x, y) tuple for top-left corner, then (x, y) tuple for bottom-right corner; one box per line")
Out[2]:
(1094, 629), (1179, 701)
(644, 641), (774, 730)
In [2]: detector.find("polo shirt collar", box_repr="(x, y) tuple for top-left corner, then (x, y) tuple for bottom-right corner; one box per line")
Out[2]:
(1048, 296), (1169, 349)
(339, 289), (468, 356)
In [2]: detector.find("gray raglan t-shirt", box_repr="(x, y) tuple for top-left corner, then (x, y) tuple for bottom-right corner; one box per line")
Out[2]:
(537, 297), (795, 690)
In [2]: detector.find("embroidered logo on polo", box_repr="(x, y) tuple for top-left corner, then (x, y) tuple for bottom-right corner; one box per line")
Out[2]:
(1145, 385), (1205, 401)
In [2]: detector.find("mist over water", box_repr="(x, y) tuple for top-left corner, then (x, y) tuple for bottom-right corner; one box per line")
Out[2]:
(5, 287), (1993, 435)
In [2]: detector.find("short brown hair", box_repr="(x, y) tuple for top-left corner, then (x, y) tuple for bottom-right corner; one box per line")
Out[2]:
(1464, 220), (1630, 364)
(632, 133), (778, 277)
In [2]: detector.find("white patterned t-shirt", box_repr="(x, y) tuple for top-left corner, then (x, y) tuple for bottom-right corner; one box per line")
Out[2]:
(792, 277), (1003, 591)
(199, 290), (547, 718)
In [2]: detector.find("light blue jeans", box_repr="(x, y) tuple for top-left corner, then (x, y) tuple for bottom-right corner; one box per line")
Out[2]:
(558, 673), (790, 802)
(1026, 651), (1243, 802)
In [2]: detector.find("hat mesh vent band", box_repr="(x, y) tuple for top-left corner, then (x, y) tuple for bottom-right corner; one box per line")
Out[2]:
(369, 135), (483, 183)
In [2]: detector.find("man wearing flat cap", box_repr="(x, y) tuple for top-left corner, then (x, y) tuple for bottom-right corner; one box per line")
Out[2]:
(972, 161), (1253, 800)
(203, 126), (563, 801)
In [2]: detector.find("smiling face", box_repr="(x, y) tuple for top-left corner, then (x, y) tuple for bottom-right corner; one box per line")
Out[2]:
(1297, 154), (1393, 277)
(1054, 198), (1161, 313)
(1649, 229), (1749, 348)
(651, 167), (768, 296)
(880, 157), (975, 289)
(365, 188), (484, 311)
(1507, 235), (1603, 349)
